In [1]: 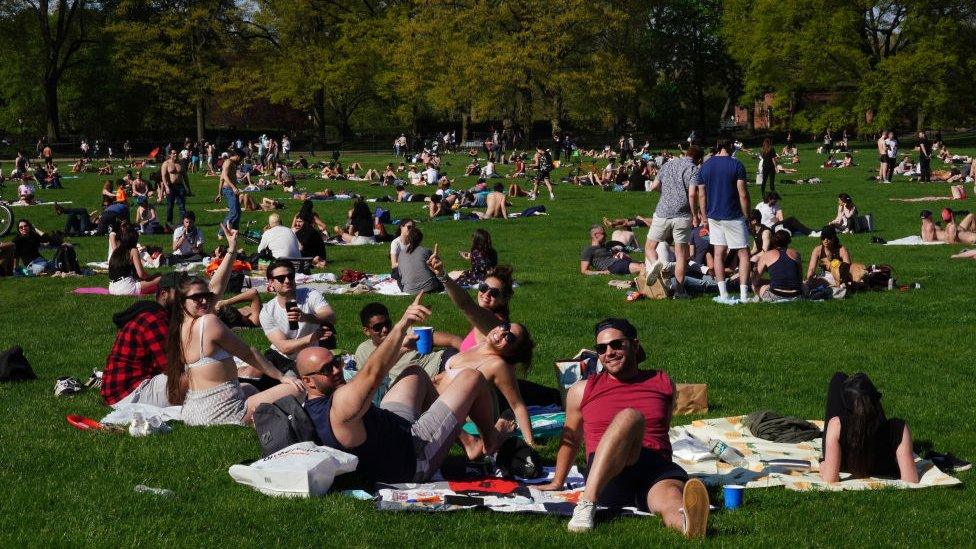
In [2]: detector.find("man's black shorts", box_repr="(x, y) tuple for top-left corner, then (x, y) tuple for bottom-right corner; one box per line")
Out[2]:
(608, 258), (635, 275)
(586, 448), (688, 510)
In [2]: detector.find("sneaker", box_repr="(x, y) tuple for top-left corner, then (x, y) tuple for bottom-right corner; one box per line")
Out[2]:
(925, 451), (972, 473)
(681, 478), (709, 539)
(54, 376), (84, 397)
(84, 369), (103, 389)
(644, 260), (663, 287)
(712, 295), (739, 305)
(567, 498), (597, 532)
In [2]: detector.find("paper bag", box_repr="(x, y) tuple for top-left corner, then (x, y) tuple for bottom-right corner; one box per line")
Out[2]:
(674, 383), (708, 415)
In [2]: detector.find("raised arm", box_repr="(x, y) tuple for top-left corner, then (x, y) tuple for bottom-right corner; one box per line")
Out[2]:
(427, 245), (503, 334)
(332, 293), (431, 422)
(538, 381), (585, 490)
(208, 225), (238, 295)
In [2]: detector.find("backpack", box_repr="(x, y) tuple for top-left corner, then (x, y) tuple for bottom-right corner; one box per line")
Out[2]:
(0, 346), (36, 382)
(51, 244), (82, 274)
(253, 395), (319, 457)
(494, 437), (543, 479)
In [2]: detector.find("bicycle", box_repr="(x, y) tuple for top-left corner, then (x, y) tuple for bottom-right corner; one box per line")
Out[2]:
(0, 184), (13, 237)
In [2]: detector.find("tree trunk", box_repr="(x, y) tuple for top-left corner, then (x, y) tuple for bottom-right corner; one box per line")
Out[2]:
(44, 77), (60, 141)
(461, 108), (471, 143)
(915, 108), (925, 132)
(196, 98), (206, 143)
(550, 94), (563, 137)
(719, 95), (731, 126)
(313, 88), (327, 136)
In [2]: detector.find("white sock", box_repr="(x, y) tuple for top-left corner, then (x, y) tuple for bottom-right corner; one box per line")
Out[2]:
(644, 258), (657, 272)
(740, 284), (750, 301)
(717, 281), (728, 299)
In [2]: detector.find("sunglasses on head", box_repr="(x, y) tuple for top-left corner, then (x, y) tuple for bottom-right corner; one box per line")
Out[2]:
(478, 283), (502, 298)
(369, 319), (392, 333)
(270, 273), (295, 283)
(185, 291), (216, 303)
(595, 338), (628, 355)
(305, 357), (343, 376)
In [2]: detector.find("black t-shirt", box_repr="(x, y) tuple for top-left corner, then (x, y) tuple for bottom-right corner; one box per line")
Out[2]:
(296, 226), (327, 259)
(12, 231), (45, 265)
(581, 244), (615, 271)
(761, 149), (777, 173)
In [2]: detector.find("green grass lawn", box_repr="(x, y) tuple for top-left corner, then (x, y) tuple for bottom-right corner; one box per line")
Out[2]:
(1, 142), (973, 546)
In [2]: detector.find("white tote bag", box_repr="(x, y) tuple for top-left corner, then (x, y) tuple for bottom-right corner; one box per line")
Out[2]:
(229, 442), (358, 498)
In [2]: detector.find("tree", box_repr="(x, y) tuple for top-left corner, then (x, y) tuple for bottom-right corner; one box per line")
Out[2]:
(1, 0), (95, 140)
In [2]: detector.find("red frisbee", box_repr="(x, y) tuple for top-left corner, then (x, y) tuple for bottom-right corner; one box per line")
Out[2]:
(66, 415), (105, 431)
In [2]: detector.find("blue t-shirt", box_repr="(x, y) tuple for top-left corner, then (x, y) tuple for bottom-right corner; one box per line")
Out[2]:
(697, 155), (747, 220)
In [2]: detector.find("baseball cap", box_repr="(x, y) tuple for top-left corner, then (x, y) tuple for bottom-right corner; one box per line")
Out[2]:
(594, 317), (638, 339)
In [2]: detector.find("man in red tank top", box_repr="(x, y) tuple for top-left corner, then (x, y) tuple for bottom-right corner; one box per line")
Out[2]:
(539, 318), (709, 537)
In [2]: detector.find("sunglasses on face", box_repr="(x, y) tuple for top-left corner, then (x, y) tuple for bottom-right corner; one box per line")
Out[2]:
(595, 338), (629, 355)
(369, 319), (392, 333)
(270, 273), (295, 283)
(498, 322), (518, 344)
(478, 283), (503, 298)
(306, 357), (343, 377)
(185, 291), (216, 304)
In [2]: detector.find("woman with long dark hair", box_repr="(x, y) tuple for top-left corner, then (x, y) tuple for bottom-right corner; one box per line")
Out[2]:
(827, 193), (858, 232)
(759, 138), (778, 195)
(805, 226), (852, 282)
(165, 276), (303, 425)
(820, 372), (918, 483)
(394, 226), (442, 294)
(107, 226), (160, 295)
(451, 229), (498, 286)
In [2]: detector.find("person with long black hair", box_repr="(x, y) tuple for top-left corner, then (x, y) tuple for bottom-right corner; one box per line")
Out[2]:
(451, 229), (498, 286)
(759, 138), (778, 195)
(395, 226), (442, 294)
(820, 372), (919, 483)
(107, 226), (160, 295)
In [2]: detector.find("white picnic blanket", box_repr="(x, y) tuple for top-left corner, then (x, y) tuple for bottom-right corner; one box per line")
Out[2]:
(885, 235), (946, 246)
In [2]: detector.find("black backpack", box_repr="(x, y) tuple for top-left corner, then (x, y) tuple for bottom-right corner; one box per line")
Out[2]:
(52, 244), (82, 274)
(494, 437), (544, 479)
(0, 346), (36, 382)
(253, 395), (319, 457)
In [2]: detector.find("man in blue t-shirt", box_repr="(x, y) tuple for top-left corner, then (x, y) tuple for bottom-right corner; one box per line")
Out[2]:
(297, 293), (502, 484)
(692, 139), (753, 302)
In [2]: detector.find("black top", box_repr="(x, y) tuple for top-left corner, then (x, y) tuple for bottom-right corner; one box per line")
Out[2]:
(760, 149), (777, 174)
(767, 249), (802, 292)
(12, 231), (47, 265)
(296, 226), (327, 260)
(306, 395), (416, 483)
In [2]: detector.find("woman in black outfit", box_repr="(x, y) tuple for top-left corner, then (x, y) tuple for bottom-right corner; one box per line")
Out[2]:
(820, 372), (918, 483)
(759, 138), (778, 195)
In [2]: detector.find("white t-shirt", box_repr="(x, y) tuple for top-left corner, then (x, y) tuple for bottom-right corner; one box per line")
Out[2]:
(390, 237), (407, 262)
(260, 288), (330, 359)
(408, 171), (421, 185)
(886, 139), (898, 159)
(172, 225), (203, 255)
(424, 167), (438, 185)
(755, 202), (781, 228)
(258, 225), (301, 258)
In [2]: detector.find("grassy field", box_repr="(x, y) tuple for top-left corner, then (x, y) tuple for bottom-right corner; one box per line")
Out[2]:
(0, 141), (973, 547)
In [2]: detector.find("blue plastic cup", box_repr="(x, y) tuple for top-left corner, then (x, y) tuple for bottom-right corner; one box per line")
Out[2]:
(723, 484), (744, 510)
(413, 326), (433, 354)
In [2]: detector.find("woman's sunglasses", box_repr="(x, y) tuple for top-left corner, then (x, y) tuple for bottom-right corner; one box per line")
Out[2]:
(185, 291), (216, 304)
(595, 338), (628, 355)
(478, 283), (502, 298)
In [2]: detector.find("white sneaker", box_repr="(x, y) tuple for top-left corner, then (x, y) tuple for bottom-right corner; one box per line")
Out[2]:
(549, 194), (555, 200)
(54, 376), (84, 397)
(568, 498), (596, 532)
(712, 295), (739, 305)
(644, 260), (664, 287)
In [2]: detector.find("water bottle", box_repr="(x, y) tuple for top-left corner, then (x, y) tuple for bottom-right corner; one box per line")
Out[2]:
(453, 211), (460, 221)
(129, 412), (149, 437)
(708, 439), (748, 467)
(134, 485), (175, 497)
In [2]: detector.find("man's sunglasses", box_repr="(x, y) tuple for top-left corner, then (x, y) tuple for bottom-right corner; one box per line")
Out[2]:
(478, 283), (503, 298)
(270, 273), (295, 283)
(595, 338), (628, 355)
(185, 291), (216, 303)
(306, 357), (343, 376)
(369, 320), (392, 333)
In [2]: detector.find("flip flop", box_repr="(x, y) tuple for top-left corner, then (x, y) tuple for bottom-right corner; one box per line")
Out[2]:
(66, 415), (106, 431)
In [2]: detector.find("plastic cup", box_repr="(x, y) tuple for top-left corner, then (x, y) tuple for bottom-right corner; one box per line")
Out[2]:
(723, 485), (744, 510)
(413, 326), (433, 354)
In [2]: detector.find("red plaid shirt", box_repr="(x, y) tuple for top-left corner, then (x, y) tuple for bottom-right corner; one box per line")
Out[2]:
(101, 306), (170, 405)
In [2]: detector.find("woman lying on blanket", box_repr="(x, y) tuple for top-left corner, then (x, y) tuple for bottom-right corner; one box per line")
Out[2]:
(426, 253), (537, 446)
(107, 226), (160, 296)
(821, 372), (919, 483)
(165, 276), (304, 426)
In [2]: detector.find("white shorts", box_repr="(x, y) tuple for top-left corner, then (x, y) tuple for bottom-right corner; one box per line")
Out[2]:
(108, 277), (141, 296)
(707, 218), (749, 249)
(648, 215), (692, 244)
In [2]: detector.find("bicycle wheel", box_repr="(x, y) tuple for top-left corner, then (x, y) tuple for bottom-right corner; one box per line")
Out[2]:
(0, 204), (12, 237)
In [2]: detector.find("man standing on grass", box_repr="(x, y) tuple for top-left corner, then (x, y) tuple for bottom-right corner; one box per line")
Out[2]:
(693, 138), (753, 303)
(161, 148), (186, 225)
(876, 131), (888, 182)
(217, 148), (243, 239)
(297, 293), (504, 484)
(538, 318), (709, 537)
(645, 145), (703, 299)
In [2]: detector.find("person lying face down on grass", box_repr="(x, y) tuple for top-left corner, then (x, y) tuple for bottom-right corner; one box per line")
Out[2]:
(536, 318), (709, 538)
(297, 293), (505, 484)
(427, 249), (537, 446)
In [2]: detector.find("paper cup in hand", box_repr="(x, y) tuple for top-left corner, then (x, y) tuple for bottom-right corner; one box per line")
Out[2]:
(413, 327), (433, 354)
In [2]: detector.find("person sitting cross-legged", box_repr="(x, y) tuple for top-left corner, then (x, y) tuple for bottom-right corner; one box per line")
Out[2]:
(538, 318), (709, 538)
(297, 293), (504, 485)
